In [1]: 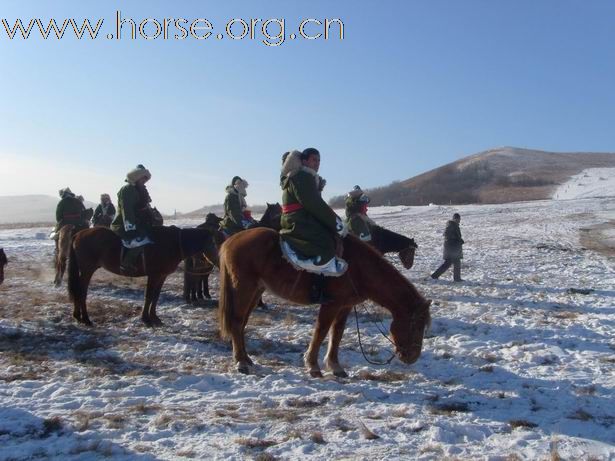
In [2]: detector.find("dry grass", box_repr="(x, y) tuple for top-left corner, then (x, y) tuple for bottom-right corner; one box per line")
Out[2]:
(103, 413), (126, 429)
(356, 369), (408, 382)
(310, 432), (326, 444)
(568, 409), (593, 421)
(509, 419), (538, 429)
(359, 421), (380, 440)
(235, 437), (278, 449)
(42, 416), (63, 435)
(428, 402), (470, 415)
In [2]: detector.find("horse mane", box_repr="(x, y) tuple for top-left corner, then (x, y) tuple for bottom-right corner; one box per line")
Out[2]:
(343, 234), (425, 308)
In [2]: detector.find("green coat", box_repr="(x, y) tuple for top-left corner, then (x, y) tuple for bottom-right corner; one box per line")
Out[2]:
(111, 183), (151, 240)
(219, 186), (246, 236)
(93, 202), (116, 227)
(280, 169), (340, 263)
(345, 196), (373, 242)
(55, 196), (87, 232)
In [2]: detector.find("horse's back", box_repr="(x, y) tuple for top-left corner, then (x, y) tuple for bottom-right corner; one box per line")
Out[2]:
(221, 227), (279, 264)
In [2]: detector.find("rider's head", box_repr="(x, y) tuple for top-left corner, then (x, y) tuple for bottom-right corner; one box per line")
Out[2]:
(300, 148), (320, 172)
(100, 193), (110, 204)
(452, 213), (461, 223)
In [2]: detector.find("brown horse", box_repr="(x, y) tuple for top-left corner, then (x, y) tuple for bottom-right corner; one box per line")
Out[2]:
(219, 228), (432, 377)
(68, 226), (218, 326)
(54, 224), (75, 287)
(0, 248), (7, 285)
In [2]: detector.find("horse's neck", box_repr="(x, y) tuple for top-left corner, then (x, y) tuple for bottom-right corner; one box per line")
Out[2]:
(374, 227), (410, 253)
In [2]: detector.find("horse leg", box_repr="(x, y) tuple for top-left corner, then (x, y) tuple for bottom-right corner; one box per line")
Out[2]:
(197, 276), (204, 300)
(147, 275), (167, 327)
(142, 275), (165, 326)
(203, 274), (212, 299)
(75, 268), (95, 326)
(325, 307), (352, 378)
(304, 303), (340, 378)
(231, 283), (261, 373)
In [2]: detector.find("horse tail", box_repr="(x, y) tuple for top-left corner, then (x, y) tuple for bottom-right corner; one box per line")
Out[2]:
(218, 254), (234, 341)
(67, 240), (81, 302)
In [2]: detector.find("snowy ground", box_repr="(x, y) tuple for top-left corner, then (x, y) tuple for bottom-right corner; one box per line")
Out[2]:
(0, 197), (614, 460)
(553, 168), (615, 200)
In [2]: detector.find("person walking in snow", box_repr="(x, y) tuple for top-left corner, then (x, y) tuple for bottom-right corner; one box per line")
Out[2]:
(431, 212), (464, 282)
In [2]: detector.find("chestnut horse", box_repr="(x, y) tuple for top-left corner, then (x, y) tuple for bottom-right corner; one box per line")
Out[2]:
(68, 226), (218, 326)
(219, 228), (432, 377)
(0, 248), (7, 285)
(370, 225), (418, 269)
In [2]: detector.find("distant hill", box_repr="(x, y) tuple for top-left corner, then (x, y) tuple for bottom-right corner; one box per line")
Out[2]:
(0, 195), (97, 225)
(329, 147), (615, 207)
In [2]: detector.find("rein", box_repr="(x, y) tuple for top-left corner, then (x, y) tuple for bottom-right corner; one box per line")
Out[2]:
(347, 276), (397, 365)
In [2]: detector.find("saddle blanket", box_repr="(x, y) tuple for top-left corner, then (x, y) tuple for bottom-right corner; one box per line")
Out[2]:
(280, 239), (348, 277)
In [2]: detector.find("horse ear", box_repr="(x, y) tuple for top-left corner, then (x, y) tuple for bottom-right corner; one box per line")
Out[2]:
(266, 202), (271, 206)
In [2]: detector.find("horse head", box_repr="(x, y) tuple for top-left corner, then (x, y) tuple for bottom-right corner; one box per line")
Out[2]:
(398, 245), (416, 269)
(260, 203), (282, 231)
(389, 299), (432, 364)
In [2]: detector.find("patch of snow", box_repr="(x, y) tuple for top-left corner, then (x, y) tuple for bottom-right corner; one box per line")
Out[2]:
(0, 197), (613, 459)
(553, 168), (615, 200)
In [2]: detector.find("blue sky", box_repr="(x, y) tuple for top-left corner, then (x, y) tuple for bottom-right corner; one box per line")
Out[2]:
(1, 0), (614, 213)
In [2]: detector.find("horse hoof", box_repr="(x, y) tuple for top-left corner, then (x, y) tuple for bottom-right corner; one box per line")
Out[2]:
(309, 370), (323, 378)
(151, 317), (163, 327)
(141, 317), (153, 327)
(333, 370), (348, 378)
(82, 319), (93, 327)
(237, 363), (250, 374)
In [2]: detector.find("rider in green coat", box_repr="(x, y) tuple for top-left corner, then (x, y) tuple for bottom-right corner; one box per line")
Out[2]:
(55, 187), (89, 233)
(345, 185), (375, 242)
(280, 148), (347, 302)
(219, 176), (253, 236)
(111, 165), (159, 273)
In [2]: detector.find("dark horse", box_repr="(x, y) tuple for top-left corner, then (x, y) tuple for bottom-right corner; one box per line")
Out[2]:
(184, 213), (224, 302)
(0, 248), (7, 285)
(370, 225), (418, 269)
(68, 226), (218, 326)
(183, 204), (282, 303)
(219, 228), (432, 377)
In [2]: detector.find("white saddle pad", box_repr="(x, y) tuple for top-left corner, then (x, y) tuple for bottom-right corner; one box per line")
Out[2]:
(280, 239), (348, 277)
(122, 236), (153, 249)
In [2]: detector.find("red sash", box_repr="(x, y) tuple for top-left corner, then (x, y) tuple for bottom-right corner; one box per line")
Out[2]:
(282, 203), (303, 214)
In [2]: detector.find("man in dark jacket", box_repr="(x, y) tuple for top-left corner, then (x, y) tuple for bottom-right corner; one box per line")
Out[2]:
(431, 213), (464, 282)
(92, 193), (116, 227)
(280, 148), (347, 303)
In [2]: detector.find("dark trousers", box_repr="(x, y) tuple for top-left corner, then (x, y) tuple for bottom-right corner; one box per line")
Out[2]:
(431, 258), (461, 281)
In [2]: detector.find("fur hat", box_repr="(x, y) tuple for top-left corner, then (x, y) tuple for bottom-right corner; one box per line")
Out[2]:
(231, 176), (243, 186)
(126, 164), (151, 185)
(281, 150), (303, 177)
(348, 185), (370, 203)
(100, 193), (111, 201)
(59, 187), (74, 198)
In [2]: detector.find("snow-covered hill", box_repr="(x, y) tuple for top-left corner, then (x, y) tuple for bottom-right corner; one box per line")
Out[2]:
(553, 168), (615, 200)
(0, 198), (613, 459)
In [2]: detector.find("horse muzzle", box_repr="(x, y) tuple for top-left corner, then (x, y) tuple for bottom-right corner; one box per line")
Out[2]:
(396, 346), (421, 364)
